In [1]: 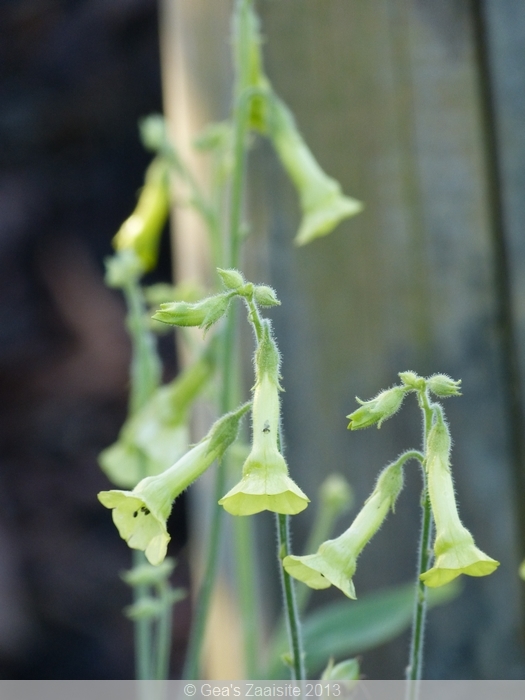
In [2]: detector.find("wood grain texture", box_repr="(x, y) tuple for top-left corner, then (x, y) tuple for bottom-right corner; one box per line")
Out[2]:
(162, 0), (525, 679)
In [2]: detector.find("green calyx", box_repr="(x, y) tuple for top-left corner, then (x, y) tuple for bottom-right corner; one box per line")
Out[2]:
(347, 385), (407, 430)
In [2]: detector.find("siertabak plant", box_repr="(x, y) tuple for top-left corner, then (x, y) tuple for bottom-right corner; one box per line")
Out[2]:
(96, 0), (499, 686)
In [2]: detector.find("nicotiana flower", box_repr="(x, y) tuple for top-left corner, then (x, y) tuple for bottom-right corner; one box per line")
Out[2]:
(219, 322), (309, 516)
(98, 403), (250, 565)
(112, 158), (170, 272)
(99, 351), (215, 488)
(420, 411), (499, 587)
(347, 385), (407, 430)
(283, 459), (404, 598)
(268, 96), (362, 246)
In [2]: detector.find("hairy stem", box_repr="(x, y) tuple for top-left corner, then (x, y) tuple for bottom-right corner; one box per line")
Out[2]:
(277, 514), (306, 681)
(406, 391), (435, 692)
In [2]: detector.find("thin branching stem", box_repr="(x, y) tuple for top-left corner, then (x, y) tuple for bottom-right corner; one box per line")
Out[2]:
(406, 390), (436, 694)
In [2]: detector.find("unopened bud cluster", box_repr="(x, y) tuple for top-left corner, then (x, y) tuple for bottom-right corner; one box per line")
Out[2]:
(152, 268), (281, 334)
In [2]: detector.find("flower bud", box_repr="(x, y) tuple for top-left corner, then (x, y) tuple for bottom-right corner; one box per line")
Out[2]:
(347, 385), (406, 430)
(519, 560), (525, 581)
(139, 114), (168, 153)
(124, 588), (186, 620)
(319, 474), (354, 516)
(427, 374), (462, 398)
(121, 559), (175, 587)
(398, 371), (426, 391)
(321, 658), (360, 682)
(217, 268), (245, 290)
(99, 403), (250, 565)
(253, 285), (280, 307)
(113, 158), (170, 272)
(268, 95), (362, 246)
(283, 460), (403, 598)
(420, 411), (499, 587)
(152, 294), (231, 332)
(105, 250), (144, 288)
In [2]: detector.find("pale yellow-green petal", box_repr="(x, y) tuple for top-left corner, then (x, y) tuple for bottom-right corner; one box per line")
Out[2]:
(99, 442), (148, 489)
(296, 194), (363, 246)
(283, 554), (332, 591)
(144, 533), (170, 566)
(219, 470), (309, 516)
(283, 552), (356, 599)
(420, 543), (499, 588)
(98, 489), (170, 565)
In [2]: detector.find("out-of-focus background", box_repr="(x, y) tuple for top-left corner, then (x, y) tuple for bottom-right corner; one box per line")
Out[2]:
(2, 0), (525, 680)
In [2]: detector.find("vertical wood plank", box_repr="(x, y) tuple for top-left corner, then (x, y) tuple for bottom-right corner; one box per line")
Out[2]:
(160, 0), (525, 678)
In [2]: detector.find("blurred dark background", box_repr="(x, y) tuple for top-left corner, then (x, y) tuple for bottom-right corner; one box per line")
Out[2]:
(0, 0), (189, 679)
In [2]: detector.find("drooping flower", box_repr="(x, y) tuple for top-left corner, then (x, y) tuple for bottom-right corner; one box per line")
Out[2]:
(420, 411), (499, 587)
(99, 403), (250, 565)
(113, 158), (170, 272)
(99, 350), (215, 488)
(283, 459), (404, 598)
(219, 321), (309, 516)
(268, 96), (362, 246)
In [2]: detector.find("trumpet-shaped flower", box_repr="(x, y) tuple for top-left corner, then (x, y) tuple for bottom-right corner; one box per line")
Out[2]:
(113, 158), (170, 272)
(219, 322), (309, 516)
(420, 412), (499, 587)
(99, 351), (214, 487)
(219, 375), (309, 515)
(99, 403), (250, 564)
(283, 460), (404, 598)
(268, 96), (362, 246)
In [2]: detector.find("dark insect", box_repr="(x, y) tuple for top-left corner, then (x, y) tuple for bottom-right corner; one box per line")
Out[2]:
(263, 420), (270, 434)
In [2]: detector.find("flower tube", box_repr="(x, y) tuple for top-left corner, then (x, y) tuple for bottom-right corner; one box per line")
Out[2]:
(283, 459), (404, 598)
(98, 403), (250, 565)
(420, 411), (499, 587)
(113, 158), (170, 272)
(219, 321), (309, 516)
(268, 96), (362, 246)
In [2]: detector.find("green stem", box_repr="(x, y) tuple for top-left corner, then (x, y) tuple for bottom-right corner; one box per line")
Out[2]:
(164, 146), (222, 267)
(277, 513), (306, 681)
(406, 391), (435, 691)
(123, 277), (161, 414)
(182, 310), (238, 680)
(132, 550), (153, 680)
(123, 273), (162, 680)
(155, 580), (173, 680)
(183, 3), (257, 679)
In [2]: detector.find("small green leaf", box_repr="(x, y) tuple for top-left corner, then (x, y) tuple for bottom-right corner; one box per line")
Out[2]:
(266, 581), (459, 678)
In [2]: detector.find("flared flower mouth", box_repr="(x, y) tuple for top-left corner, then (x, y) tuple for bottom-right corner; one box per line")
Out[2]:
(98, 489), (170, 566)
(420, 529), (499, 587)
(296, 193), (363, 246)
(219, 452), (309, 516)
(283, 540), (356, 599)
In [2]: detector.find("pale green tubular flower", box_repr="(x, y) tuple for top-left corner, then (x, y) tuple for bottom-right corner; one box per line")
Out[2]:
(420, 411), (499, 587)
(98, 403), (250, 565)
(113, 157), (170, 272)
(219, 322), (309, 516)
(99, 349), (215, 488)
(283, 459), (404, 598)
(268, 96), (363, 246)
